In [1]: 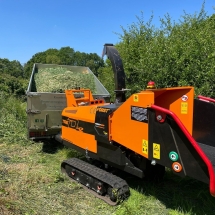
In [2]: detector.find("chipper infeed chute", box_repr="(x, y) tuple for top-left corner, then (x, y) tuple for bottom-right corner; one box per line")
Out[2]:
(143, 90), (215, 197)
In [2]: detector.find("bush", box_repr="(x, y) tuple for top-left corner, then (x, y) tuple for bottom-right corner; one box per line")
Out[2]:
(99, 4), (215, 98)
(0, 92), (28, 144)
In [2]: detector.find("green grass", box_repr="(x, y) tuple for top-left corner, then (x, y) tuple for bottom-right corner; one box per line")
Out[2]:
(1, 94), (215, 214)
(0, 141), (116, 215)
(111, 168), (215, 215)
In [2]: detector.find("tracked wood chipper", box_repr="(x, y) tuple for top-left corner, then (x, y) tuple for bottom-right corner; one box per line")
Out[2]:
(55, 44), (215, 204)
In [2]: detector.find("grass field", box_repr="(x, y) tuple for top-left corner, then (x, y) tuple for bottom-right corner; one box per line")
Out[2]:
(1, 94), (215, 215)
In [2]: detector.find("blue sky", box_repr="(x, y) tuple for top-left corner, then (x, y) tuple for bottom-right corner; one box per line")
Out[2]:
(0, 0), (214, 64)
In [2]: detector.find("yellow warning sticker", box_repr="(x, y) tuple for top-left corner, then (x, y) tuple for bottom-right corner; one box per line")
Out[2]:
(153, 143), (160, 159)
(181, 102), (188, 114)
(133, 94), (139, 102)
(142, 139), (148, 157)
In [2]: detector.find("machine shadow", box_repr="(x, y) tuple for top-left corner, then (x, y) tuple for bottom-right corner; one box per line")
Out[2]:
(34, 136), (215, 214)
(36, 138), (65, 154)
(114, 169), (215, 215)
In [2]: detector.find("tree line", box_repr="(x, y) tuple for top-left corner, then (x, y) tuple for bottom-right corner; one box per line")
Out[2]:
(98, 4), (215, 98)
(0, 3), (214, 99)
(0, 47), (104, 97)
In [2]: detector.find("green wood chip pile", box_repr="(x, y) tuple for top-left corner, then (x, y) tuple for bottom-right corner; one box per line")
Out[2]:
(33, 67), (97, 93)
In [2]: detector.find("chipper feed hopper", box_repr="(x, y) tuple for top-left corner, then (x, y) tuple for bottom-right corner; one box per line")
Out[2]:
(55, 44), (215, 204)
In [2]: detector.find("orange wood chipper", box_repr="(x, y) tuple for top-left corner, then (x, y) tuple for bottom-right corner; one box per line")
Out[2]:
(54, 44), (215, 205)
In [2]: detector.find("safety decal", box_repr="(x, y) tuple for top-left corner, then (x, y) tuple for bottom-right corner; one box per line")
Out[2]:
(142, 139), (148, 157)
(172, 162), (182, 172)
(181, 95), (188, 101)
(169, 151), (179, 162)
(181, 102), (188, 114)
(133, 94), (139, 102)
(153, 143), (160, 159)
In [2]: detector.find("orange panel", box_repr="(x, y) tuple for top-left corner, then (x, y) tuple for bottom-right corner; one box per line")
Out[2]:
(61, 103), (109, 154)
(65, 89), (94, 107)
(110, 87), (194, 156)
(152, 87), (194, 135)
(62, 126), (97, 153)
(61, 105), (97, 153)
(62, 106), (96, 123)
(110, 91), (154, 158)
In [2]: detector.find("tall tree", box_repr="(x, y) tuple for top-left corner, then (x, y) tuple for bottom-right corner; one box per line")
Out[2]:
(0, 58), (24, 78)
(58, 47), (75, 65)
(24, 47), (104, 78)
(0, 58), (27, 97)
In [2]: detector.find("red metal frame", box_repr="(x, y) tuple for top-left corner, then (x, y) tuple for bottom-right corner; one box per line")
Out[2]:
(151, 104), (215, 197)
(198, 95), (215, 103)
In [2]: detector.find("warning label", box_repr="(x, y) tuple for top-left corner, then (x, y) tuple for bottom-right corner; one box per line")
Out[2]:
(181, 102), (188, 114)
(153, 143), (160, 159)
(133, 94), (139, 102)
(142, 139), (148, 158)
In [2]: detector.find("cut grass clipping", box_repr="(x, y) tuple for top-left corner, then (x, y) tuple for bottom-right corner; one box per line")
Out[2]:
(34, 67), (97, 93)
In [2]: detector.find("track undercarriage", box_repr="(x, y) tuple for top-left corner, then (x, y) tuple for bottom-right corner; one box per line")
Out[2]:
(61, 158), (130, 205)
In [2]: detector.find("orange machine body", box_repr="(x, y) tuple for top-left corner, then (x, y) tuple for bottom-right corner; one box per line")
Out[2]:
(110, 86), (194, 158)
(58, 42), (215, 198)
(61, 87), (194, 157)
(61, 89), (108, 153)
(60, 86), (215, 196)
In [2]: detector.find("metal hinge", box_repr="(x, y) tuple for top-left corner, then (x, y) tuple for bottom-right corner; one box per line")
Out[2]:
(26, 109), (41, 114)
(45, 114), (49, 131)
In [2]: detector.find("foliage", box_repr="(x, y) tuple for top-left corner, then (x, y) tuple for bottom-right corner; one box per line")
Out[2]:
(0, 48), (104, 98)
(0, 59), (28, 98)
(24, 47), (104, 79)
(0, 58), (24, 78)
(98, 59), (115, 101)
(1, 3), (215, 214)
(98, 3), (215, 98)
(0, 73), (28, 97)
(0, 93), (28, 144)
(1, 92), (215, 214)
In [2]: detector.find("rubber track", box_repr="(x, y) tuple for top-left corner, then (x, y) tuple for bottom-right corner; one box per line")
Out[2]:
(61, 157), (130, 205)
